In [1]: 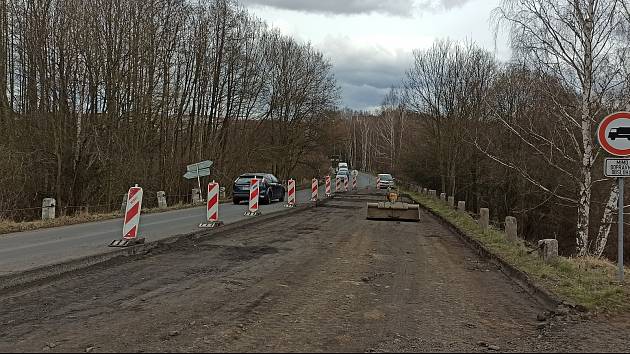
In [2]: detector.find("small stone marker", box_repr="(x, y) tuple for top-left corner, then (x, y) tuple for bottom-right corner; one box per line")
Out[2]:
(192, 188), (203, 204)
(479, 208), (489, 230)
(157, 191), (167, 209)
(458, 201), (466, 213)
(42, 198), (56, 220)
(505, 216), (517, 242)
(538, 239), (559, 263)
(448, 196), (455, 208)
(440, 193), (446, 201)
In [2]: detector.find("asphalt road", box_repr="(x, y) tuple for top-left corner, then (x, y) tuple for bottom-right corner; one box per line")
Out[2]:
(3, 191), (627, 352)
(0, 173), (374, 274)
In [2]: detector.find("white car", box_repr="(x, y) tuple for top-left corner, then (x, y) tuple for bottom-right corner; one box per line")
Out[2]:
(377, 174), (395, 189)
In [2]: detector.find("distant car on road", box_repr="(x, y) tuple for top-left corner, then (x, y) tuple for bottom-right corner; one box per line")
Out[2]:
(377, 173), (395, 189)
(608, 127), (630, 140)
(232, 173), (285, 205)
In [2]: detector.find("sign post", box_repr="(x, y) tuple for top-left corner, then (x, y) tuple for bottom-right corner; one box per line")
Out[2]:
(183, 160), (213, 197)
(598, 112), (630, 282)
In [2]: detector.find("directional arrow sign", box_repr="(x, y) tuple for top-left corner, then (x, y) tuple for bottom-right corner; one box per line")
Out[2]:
(187, 160), (213, 172)
(183, 168), (211, 179)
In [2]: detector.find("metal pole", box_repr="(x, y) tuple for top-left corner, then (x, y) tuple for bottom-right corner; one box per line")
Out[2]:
(196, 164), (201, 200)
(617, 177), (623, 282)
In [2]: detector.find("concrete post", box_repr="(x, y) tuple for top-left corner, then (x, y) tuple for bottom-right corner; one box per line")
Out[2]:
(423, 188), (428, 195)
(458, 201), (466, 213)
(157, 191), (167, 209)
(220, 187), (226, 200)
(440, 193), (446, 201)
(538, 239), (559, 263)
(41, 198), (56, 220)
(192, 188), (203, 204)
(429, 190), (437, 198)
(448, 196), (455, 208)
(121, 194), (128, 213)
(479, 208), (489, 230)
(505, 216), (517, 242)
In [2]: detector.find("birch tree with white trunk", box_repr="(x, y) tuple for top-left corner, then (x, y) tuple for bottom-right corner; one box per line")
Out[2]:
(495, 0), (626, 256)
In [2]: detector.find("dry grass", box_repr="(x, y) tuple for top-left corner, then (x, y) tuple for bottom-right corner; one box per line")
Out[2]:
(0, 200), (229, 236)
(409, 191), (630, 313)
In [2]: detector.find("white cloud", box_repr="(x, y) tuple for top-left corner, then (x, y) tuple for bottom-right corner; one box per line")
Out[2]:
(241, 0), (415, 17)
(240, 0), (510, 110)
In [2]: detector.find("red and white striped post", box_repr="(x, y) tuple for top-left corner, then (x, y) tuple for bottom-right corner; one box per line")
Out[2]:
(344, 177), (349, 192)
(110, 184), (144, 247)
(352, 175), (357, 191)
(311, 178), (318, 203)
(245, 178), (261, 216)
(200, 181), (223, 228)
(285, 179), (296, 207)
(335, 176), (341, 193)
(376, 176), (381, 189)
(325, 175), (332, 197)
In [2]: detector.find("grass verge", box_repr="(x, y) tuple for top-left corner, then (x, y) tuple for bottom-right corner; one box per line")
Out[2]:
(0, 200), (229, 236)
(409, 191), (630, 313)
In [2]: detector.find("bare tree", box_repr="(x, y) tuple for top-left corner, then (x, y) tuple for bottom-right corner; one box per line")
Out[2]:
(494, 0), (627, 256)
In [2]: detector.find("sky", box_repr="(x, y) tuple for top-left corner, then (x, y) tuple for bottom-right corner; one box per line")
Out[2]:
(240, 0), (511, 111)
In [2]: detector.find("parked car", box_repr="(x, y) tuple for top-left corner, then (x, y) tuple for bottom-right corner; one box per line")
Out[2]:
(377, 173), (395, 189)
(232, 173), (285, 205)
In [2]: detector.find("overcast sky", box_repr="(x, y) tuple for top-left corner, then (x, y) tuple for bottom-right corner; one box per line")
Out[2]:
(241, 0), (511, 111)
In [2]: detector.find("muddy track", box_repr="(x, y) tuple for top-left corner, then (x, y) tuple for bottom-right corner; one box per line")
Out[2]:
(0, 194), (628, 352)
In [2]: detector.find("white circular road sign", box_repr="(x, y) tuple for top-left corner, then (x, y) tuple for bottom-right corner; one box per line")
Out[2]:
(598, 112), (630, 156)
(351, 170), (359, 176)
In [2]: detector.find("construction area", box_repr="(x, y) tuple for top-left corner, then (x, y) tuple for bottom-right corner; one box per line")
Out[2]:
(1, 192), (629, 353)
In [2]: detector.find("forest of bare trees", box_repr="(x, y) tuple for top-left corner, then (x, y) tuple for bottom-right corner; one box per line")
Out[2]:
(0, 0), (339, 220)
(339, 0), (630, 261)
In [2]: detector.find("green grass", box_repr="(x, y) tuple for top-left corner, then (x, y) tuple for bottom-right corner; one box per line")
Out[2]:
(408, 191), (630, 313)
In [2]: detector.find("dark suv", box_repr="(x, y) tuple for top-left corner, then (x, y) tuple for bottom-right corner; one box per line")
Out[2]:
(232, 173), (286, 205)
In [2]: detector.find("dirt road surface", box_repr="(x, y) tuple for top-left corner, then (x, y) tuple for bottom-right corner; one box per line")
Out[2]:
(1, 193), (629, 352)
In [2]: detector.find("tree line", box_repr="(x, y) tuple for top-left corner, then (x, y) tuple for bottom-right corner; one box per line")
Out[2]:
(339, 0), (630, 260)
(0, 0), (339, 220)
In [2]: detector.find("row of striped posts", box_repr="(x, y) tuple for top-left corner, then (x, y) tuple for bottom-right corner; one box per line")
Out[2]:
(110, 173), (360, 247)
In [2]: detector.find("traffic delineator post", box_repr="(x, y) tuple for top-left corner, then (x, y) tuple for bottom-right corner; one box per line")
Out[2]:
(352, 175), (357, 191)
(244, 178), (262, 216)
(325, 175), (332, 197)
(110, 184), (145, 247)
(311, 178), (318, 204)
(335, 176), (341, 193)
(376, 176), (381, 189)
(200, 181), (224, 228)
(285, 179), (296, 208)
(344, 177), (349, 192)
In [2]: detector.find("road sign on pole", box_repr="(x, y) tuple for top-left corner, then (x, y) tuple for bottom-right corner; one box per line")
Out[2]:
(187, 160), (213, 172)
(605, 158), (630, 177)
(598, 112), (630, 283)
(183, 160), (213, 197)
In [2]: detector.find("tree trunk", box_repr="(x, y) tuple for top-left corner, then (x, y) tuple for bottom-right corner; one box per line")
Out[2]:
(594, 181), (619, 257)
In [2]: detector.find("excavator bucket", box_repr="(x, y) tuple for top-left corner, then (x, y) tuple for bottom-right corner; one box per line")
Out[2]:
(366, 189), (420, 222)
